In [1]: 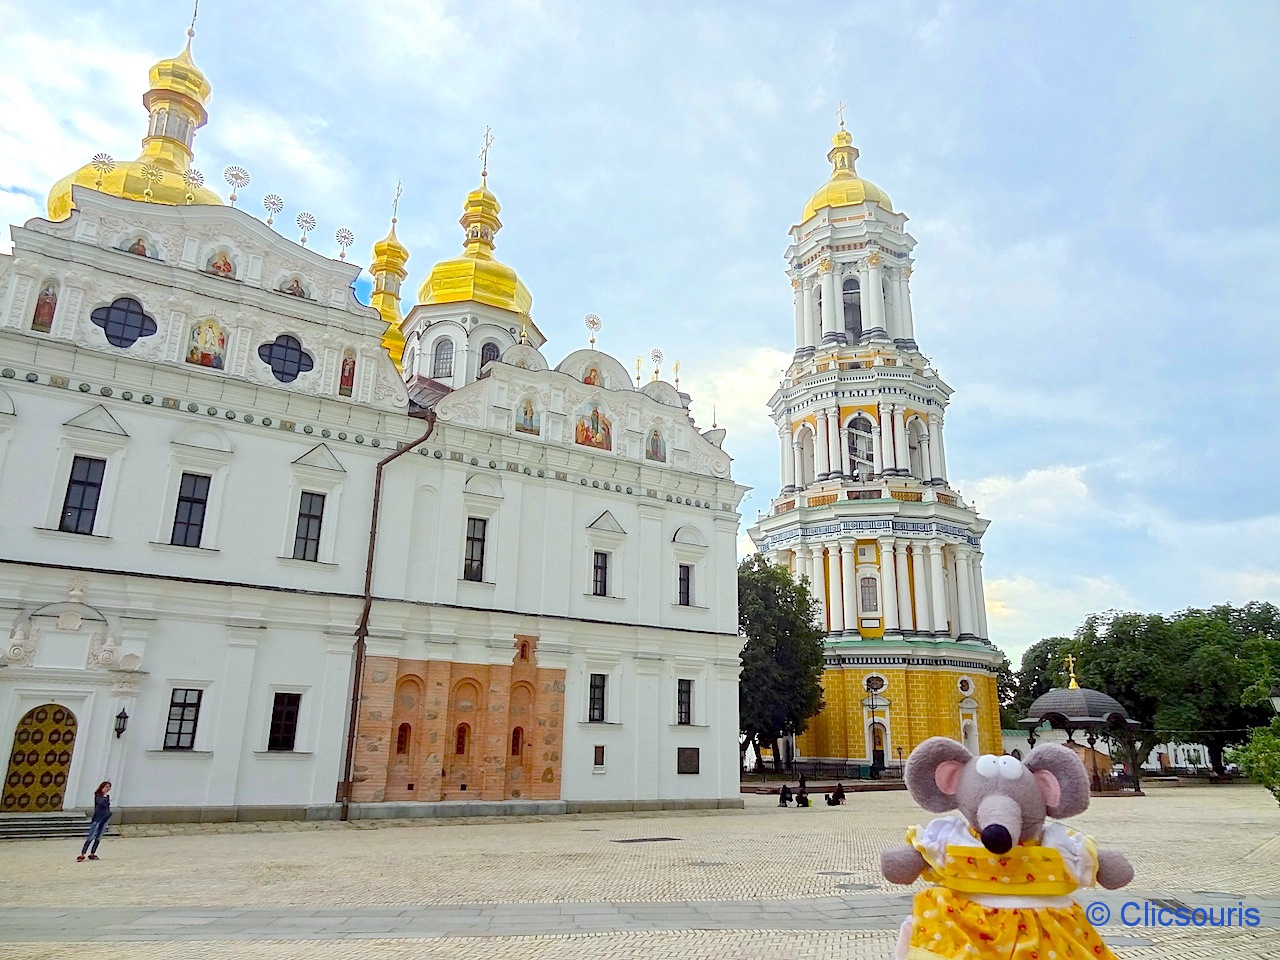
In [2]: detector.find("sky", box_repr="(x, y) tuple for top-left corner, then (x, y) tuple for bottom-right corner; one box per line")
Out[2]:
(2, 1), (1278, 664)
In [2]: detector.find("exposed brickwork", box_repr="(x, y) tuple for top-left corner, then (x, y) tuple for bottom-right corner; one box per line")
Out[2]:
(353, 634), (564, 803)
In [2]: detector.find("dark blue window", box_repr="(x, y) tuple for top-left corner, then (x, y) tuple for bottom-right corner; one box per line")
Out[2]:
(90, 298), (156, 348)
(257, 335), (314, 383)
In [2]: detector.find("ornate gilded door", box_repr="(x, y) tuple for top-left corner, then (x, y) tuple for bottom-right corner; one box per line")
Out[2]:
(2, 704), (77, 812)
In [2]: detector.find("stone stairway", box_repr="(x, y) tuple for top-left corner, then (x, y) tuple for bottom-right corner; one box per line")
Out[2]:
(0, 812), (96, 840)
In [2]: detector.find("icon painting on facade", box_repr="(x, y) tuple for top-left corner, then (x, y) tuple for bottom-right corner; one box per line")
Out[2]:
(186, 317), (226, 369)
(124, 236), (150, 258)
(515, 397), (540, 435)
(645, 427), (666, 462)
(278, 277), (308, 298)
(575, 401), (612, 450)
(338, 348), (356, 397)
(582, 365), (603, 387)
(205, 250), (235, 278)
(31, 280), (58, 333)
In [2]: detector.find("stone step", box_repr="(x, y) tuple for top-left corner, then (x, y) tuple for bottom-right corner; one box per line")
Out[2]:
(0, 812), (97, 840)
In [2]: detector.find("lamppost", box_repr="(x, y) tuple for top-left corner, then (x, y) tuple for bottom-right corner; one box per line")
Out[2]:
(113, 708), (129, 739)
(896, 745), (904, 770)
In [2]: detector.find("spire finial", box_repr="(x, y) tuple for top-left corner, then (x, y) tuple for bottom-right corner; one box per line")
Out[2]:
(391, 180), (403, 225)
(836, 100), (846, 129)
(479, 126), (494, 184)
(1064, 653), (1080, 690)
(712, 406), (718, 429)
(187, 0), (198, 46)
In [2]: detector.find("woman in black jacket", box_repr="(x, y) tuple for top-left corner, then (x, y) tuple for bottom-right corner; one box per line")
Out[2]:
(77, 781), (112, 861)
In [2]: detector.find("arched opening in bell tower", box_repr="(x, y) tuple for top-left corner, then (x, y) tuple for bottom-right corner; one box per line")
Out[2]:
(796, 426), (816, 487)
(907, 418), (927, 479)
(847, 416), (875, 479)
(842, 278), (862, 342)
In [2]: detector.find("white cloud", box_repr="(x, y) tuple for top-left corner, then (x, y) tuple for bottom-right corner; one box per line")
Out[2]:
(964, 465), (1090, 528)
(985, 574), (1133, 663)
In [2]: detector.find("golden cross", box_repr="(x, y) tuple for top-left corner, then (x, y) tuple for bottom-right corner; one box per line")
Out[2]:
(190, 0), (199, 33)
(1063, 653), (1079, 688)
(836, 101), (846, 129)
(391, 180), (403, 222)
(479, 126), (494, 180)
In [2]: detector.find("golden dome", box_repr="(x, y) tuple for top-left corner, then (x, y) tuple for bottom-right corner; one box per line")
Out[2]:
(800, 126), (892, 222)
(370, 217), (410, 372)
(47, 29), (222, 220)
(417, 180), (533, 316)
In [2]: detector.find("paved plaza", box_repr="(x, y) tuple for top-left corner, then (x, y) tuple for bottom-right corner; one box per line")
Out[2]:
(0, 785), (1277, 959)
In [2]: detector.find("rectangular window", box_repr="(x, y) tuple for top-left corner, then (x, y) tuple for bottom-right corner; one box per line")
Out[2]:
(463, 517), (487, 582)
(593, 744), (606, 767)
(588, 673), (607, 722)
(267, 692), (302, 751)
(163, 688), (203, 750)
(592, 551), (609, 597)
(677, 678), (693, 725)
(678, 564), (692, 606)
(860, 576), (879, 613)
(59, 455), (106, 534)
(292, 491), (326, 561)
(170, 472), (212, 547)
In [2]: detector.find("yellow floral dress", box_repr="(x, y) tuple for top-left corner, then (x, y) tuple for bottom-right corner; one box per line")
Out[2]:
(896, 815), (1117, 960)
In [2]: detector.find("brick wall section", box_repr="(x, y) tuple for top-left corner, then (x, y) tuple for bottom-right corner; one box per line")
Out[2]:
(352, 635), (565, 803)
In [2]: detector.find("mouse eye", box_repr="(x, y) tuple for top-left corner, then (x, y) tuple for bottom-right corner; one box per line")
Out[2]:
(996, 756), (1023, 780)
(975, 755), (1000, 778)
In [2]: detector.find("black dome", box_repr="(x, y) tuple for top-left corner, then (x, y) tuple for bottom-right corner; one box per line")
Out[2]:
(1021, 686), (1133, 728)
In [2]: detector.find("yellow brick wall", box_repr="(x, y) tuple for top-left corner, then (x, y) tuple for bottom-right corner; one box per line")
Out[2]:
(795, 663), (1002, 763)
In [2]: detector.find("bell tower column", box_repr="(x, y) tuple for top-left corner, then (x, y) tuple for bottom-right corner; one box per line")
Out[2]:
(911, 545), (932, 633)
(927, 541), (949, 634)
(826, 547), (845, 634)
(780, 425), (796, 491)
(815, 409), (832, 480)
(840, 541), (857, 634)
(893, 406), (910, 476)
(894, 542), (913, 632)
(791, 430), (805, 489)
(879, 538), (900, 633)
(826, 405), (843, 479)
(819, 260), (839, 344)
(870, 423), (883, 477)
(928, 414), (948, 482)
(866, 253), (887, 337)
(898, 268), (916, 344)
(792, 279), (806, 357)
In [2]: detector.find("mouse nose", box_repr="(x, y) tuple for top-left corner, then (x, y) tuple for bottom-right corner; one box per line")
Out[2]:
(980, 824), (1013, 854)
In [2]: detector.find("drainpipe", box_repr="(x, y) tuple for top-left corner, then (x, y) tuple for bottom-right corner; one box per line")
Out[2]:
(340, 410), (437, 821)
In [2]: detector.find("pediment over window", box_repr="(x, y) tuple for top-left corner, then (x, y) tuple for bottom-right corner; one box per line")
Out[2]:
(63, 404), (128, 437)
(171, 423), (233, 453)
(293, 442), (345, 473)
(587, 511), (627, 535)
(672, 524), (707, 547)
(0, 388), (14, 417)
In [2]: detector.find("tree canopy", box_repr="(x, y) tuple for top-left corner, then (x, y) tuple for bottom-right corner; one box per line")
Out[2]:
(737, 554), (826, 770)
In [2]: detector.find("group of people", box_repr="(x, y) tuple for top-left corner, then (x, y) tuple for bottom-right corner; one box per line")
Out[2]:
(778, 775), (847, 808)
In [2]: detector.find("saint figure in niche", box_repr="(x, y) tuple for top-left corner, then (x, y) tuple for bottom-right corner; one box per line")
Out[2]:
(206, 251), (235, 278)
(645, 428), (666, 462)
(583, 366), (602, 386)
(186, 318), (226, 369)
(515, 397), (540, 436)
(31, 281), (58, 333)
(338, 349), (356, 397)
(280, 277), (307, 298)
(574, 401), (612, 450)
(127, 237), (148, 257)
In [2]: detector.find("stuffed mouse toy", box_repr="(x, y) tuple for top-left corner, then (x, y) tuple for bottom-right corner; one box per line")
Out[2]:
(881, 737), (1134, 960)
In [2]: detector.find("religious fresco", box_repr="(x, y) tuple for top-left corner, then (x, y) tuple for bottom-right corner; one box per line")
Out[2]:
(31, 280), (57, 333)
(122, 237), (151, 258)
(645, 427), (667, 463)
(338, 348), (356, 397)
(185, 317), (226, 369)
(582, 365), (604, 387)
(278, 277), (308, 298)
(515, 397), (540, 436)
(205, 250), (235, 278)
(574, 401), (612, 450)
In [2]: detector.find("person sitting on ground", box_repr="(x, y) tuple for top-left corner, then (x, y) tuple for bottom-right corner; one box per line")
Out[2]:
(833, 782), (846, 805)
(825, 790), (839, 806)
(778, 784), (793, 807)
(796, 788), (810, 807)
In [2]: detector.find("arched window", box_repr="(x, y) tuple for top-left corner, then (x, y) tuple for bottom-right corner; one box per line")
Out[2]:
(480, 341), (500, 367)
(396, 723), (411, 755)
(511, 726), (523, 757)
(907, 419), (927, 479)
(432, 339), (455, 379)
(454, 723), (470, 756)
(847, 417), (875, 479)
(842, 277), (862, 341)
(518, 641), (529, 662)
(860, 576), (879, 613)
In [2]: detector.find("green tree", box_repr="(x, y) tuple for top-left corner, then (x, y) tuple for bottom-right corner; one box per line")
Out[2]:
(1229, 719), (1280, 807)
(1008, 636), (1071, 724)
(996, 656), (1019, 730)
(737, 554), (825, 773)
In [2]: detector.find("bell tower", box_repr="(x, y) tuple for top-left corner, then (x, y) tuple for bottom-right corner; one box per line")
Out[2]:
(748, 118), (1003, 764)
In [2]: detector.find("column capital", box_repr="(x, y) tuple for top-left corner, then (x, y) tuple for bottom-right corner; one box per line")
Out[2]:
(894, 541), (910, 555)
(866, 251), (882, 268)
(818, 257), (833, 273)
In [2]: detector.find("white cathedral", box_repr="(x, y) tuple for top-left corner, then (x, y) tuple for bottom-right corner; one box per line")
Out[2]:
(0, 30), (748, 821)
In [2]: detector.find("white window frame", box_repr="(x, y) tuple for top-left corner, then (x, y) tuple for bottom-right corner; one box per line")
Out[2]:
(584, 527), (626, 600)
(671, 526), (709, 609)
(153, 443), (232, 550)
(460, 480), (502, 585)
(278, 465), (344, 565)
(582, 660), (623, 724)
(255, 683), (313, 755)
(42, 431), (129, 537)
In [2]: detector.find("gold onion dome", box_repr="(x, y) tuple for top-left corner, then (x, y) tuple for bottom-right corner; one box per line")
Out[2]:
(370, 217), (410, 372)
(47, 28), (222, 220)
(416, 180), (533, 316)
(800, 125), (893, 222)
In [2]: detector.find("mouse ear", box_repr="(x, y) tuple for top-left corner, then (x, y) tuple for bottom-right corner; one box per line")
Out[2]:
(1024, 743), (1090, 818)
(904, 737), (974, 812)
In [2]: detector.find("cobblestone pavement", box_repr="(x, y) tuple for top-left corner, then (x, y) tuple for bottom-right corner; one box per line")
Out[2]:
(0, 785), (1276, 958)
